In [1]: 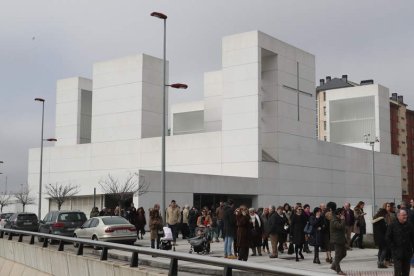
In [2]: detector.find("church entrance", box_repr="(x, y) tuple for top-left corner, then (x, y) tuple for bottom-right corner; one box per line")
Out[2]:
(193, 193), (254, 211)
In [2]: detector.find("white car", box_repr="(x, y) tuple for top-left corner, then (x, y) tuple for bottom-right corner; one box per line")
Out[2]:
(73, 216), (137, 248)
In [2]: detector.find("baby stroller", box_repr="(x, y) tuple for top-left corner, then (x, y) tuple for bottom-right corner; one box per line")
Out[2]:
(160, 226), (173, 250)
(188, 226), (211, 254)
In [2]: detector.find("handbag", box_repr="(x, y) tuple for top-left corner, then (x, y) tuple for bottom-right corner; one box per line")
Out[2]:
(287, 243), (294, 255)
(304, 221), (313, 234)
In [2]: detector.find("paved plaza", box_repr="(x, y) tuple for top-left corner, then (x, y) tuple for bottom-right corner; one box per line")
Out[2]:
(95, 235), (406, 276)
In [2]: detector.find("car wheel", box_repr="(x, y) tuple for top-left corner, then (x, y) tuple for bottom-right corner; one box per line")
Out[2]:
(73, 234), (79, 248)
(92, 235), (100, 250)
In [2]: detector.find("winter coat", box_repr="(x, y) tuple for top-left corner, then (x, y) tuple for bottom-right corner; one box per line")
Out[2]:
(385, 212), (396, 225)
(90, 209), (99, 218)
(135, 209), (146, 230)
(250, 214), (263, 247)
(344, 209), (355, 227)
(223, 205), (236, 238)
(309, 215), (323, 247)
(354, 207), (366, 234)
(261, 213), (270, 237)
(385, 220), (414, 260)
(166, 206), (181, 225)
(290, 213), (306, 245)
(373, 216), (387, 248)
(236, 213), (251, 248)
(182, 208), (189, 224)
(330, 215), (346, 245)
(268, 212), (287, 235)
(149, 209), (163, 240)
(188, 209), (198, 228)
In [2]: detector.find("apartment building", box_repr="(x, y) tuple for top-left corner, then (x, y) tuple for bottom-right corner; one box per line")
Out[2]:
(317, 76), (414, 199)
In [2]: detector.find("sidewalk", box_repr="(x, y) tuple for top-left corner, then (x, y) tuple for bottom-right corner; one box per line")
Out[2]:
(100, 235), (400, 276)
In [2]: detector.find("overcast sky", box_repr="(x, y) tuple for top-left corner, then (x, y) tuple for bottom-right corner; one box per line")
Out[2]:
(1, 0), (414, 192)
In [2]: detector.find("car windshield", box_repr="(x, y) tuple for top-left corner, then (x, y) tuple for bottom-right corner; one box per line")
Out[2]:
(102, 217), (129, 225)
(17, 214), (37, 221)
(58, 213), (86, 222)
(0, 213), (12, 219)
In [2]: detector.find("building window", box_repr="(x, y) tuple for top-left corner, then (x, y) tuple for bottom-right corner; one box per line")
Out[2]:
(402, 154), (406, 157)
(323, 106), (326, 116)
(401, 117), (405, 120)
(324, 121), (327, 131)
(402, 141), (406, 144)
(324, 136), (327, 141)
(403, 178), (407, 181)
(403, 166), (406, 169)
(323, 92), (326, 101)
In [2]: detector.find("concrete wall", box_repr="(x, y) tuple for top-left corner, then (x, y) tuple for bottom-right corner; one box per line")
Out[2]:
(55, 77), (92, 146)
(0, 239), (163, 276)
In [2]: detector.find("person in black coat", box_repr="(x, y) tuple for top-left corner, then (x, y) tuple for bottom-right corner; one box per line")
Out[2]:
(268, 206), (287, 258)
(373, 208), (388, 269)
(385, 209), (414, 276)
(309, 207), (324, 264)
(290, 206), (307, 262)
(223, 200), (237, 259)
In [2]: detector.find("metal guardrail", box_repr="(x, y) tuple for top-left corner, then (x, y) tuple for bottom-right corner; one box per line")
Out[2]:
(0, 228), (330, 276)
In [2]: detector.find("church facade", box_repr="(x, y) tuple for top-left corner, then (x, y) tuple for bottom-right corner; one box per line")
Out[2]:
(27, 31), (401, 221)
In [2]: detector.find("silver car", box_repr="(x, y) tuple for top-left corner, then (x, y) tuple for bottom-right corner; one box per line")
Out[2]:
(73, 216), (137, 248)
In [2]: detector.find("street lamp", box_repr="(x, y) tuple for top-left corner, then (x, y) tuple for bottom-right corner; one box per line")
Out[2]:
(151, 12), (188, 222)
(35, 97), (57, 219)
(0, 161), (6, 193)
(364, 134), (379, 216)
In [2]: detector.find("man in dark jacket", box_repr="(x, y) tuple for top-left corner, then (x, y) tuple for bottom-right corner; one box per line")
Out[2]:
(223, 200), (236, 259)
(343, 202), (355, 249)
(268, 206), (286, 258)
(330, 208), (346, 275)
(386, 209), (414, 276)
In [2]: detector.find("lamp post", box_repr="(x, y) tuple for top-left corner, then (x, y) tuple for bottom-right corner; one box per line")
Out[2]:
(151, 12), (188, 221)
(35, 97), (57, 219)
(364, 134), (379, 216)
(0, 161), (6, 193)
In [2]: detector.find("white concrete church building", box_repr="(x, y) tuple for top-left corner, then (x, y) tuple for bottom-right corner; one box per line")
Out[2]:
(27, 31), (401, 218)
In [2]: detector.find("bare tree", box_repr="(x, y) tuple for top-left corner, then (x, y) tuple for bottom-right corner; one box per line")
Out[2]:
(99, 173), (149, 207)
(45, 182), (80, 210)
(14, 187), (35, 212)
(0, 193), (12, 213)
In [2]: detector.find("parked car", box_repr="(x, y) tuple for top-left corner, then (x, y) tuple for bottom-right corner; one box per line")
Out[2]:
(4, 212), (39, 232)
(73, 216), (137, 248)
(0, 213), (14, 228)
(38, 210), (87, 241)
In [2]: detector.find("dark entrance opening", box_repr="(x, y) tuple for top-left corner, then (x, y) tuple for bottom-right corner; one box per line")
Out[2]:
(104, 193), (133, 211)
(193, 193), (254, 210)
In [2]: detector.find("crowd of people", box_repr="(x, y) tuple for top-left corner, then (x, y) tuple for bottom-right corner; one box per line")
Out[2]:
(89, 199), (414, 276)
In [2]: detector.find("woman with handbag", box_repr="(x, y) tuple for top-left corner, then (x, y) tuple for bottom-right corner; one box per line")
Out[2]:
(309, 207), (324, 264)
(149, 204), (163, 249)
(351, 201), (366, 248)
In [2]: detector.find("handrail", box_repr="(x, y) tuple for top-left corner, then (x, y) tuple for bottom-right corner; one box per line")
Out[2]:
(0, 228), (331, 276)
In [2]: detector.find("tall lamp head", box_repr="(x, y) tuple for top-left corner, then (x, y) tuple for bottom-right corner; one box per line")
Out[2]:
(150, 12), (167, 19)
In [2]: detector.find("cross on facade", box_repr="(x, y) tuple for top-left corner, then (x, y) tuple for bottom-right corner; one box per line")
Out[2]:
(282, 62), (312, 121)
